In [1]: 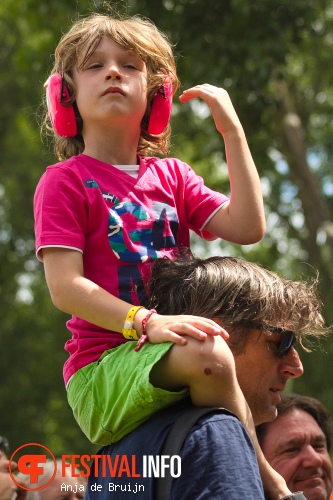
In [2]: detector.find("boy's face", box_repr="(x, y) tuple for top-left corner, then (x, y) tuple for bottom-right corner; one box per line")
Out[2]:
(72, 37), (148, 136)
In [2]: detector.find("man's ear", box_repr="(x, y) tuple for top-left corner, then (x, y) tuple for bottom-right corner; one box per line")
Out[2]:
(212, 317), (232, 346)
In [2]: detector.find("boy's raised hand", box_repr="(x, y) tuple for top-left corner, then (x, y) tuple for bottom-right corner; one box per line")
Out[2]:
(179, 84), (241, 137)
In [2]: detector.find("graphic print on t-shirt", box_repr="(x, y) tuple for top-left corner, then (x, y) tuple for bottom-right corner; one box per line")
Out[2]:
(85, 178), (180, 303)
(108, 200), (179, 263)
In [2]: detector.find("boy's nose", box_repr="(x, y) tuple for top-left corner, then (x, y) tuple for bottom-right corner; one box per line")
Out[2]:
(105, 65), (122, 81)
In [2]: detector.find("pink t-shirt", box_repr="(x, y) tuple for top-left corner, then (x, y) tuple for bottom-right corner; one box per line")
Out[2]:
(34, 154), (229, 385)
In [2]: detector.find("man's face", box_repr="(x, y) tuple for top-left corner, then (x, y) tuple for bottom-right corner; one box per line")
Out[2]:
(233, 329), (304, 425)
(0, 449), (17, 473)
(0, 450), (9, 472)
(260, 409), (333, 500)
(39, 473), (85, 499)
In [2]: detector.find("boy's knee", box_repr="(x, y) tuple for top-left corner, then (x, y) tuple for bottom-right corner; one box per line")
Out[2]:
(184, 335), (236, 381)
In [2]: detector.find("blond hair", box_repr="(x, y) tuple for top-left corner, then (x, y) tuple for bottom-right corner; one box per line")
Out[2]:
(43, 13), (179, 160)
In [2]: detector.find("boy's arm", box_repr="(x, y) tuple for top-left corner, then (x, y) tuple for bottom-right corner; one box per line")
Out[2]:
(179, 84), (266, 244)
(42, 247), (227, 344)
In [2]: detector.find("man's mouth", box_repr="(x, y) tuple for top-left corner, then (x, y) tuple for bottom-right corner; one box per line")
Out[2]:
(269, 385), (284, 393)
(295, 474), (325, 486)
(269, 386), (284, 403)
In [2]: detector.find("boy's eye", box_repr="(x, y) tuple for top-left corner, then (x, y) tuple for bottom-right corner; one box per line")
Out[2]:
(87, 63), (102, 69)
(124, 63), (138, 70)
(82, 60), (103, 70)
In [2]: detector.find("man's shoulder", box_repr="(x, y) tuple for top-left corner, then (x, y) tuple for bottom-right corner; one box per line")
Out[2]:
(85, 405), (262, 500)
(161, 405), (240, 453)
(107, 404), (241, 457)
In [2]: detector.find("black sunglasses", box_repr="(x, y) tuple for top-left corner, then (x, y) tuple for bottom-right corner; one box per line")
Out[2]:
(266, 326), (297, 358)
(246, 323), (297, 358)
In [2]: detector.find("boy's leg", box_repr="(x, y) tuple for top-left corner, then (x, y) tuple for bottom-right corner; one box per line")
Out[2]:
(150, 335), (243, 410)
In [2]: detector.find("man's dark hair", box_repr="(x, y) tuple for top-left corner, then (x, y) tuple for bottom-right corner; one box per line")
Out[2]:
(256, 393), (333, 452)
(145, 253), (328, 353)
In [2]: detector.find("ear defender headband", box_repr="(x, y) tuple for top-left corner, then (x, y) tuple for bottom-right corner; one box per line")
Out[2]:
(46, 73), (77, 138)
(45, 73), (172, 137)
(147, 77), (173, 135)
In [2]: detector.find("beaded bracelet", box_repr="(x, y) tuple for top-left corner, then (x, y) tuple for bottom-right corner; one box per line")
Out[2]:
(134, 309), (157, 352)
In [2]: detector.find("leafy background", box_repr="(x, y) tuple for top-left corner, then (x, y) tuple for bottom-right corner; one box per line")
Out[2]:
(0, 0), (332, 458)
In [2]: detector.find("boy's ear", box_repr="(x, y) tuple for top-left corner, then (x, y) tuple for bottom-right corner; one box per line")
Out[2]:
(147, 77), (173, 135)
(46, 73), (77, 137)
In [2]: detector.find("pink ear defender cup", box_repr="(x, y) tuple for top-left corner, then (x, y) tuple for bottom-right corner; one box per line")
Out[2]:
(147, 77), (173, 135)
(46, 73), (77, 137)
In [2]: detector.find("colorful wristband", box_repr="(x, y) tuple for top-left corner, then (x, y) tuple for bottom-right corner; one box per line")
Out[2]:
(134, 309), (157, 352)
(122, 306), (145, 341)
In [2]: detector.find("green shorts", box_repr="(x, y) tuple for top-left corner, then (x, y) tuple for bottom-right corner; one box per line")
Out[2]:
(67, 341), (189, 445)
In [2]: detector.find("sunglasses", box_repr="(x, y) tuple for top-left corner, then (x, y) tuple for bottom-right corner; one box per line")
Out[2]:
(247, 323), (297, 358)
(266, 326), (297, 358)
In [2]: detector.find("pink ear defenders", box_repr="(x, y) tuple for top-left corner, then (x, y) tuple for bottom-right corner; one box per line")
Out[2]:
(46, 73), (78, 137)
(147, 77), (173, 135)
(46, 73), (173, 138)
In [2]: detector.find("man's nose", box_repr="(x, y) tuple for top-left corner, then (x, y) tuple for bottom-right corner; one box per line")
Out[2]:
(279, 347), (304, 379)
(0, 458), (16, 472)
(301, 445), (324, 468)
